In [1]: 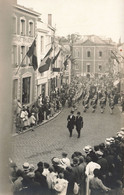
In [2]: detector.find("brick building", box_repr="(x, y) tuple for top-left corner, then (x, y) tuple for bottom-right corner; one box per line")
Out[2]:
(72, 35), (115, 77)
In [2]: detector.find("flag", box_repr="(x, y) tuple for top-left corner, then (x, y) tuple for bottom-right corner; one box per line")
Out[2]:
(38, 57), (51, 73)
(44, 47), (53, 58)
(52, 50), (61, 64)
(27, 40), (38, 71)
(38, 47), (53, 73)
(111, 51), (119, 64)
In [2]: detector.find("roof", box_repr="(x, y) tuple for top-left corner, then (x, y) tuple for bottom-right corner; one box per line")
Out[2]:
(13, 4), (41, 17)
(74, 35), (114, 46)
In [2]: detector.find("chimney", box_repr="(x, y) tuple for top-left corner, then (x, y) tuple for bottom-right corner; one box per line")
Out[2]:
(48, 14), (52, 26)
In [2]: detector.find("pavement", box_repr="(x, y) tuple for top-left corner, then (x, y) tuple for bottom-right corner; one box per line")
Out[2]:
(11, 102), (123, 169)
(12, 110), (62, 137)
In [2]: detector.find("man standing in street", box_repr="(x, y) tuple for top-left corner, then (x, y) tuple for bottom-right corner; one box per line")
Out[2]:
(75, 111), (83, 138)
(67, 111), (75, 137)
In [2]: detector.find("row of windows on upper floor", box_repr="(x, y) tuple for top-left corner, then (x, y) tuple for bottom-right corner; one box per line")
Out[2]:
(74, 64), (103, 72)
(12, 45), (33, 67)
(74, 50), (103, 58)
(12, 44), (63, 68)
(12, 15), (35, 37)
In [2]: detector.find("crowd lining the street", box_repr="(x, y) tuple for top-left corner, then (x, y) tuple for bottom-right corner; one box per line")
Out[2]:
(13, 75), (124, 134)
(10, 128), (124, 195)
(11, 75), (124, 195)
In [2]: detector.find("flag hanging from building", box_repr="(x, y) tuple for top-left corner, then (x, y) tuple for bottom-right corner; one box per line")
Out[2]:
(27, 40), (38, 71)
(44, 47), (53, 58)
(38, 47), (53, 73)
(52, 50), (61, 64)
(111, 50), (119, 64)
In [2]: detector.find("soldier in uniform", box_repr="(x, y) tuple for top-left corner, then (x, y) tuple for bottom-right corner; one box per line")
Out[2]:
(75, 112), (83, 138)
(67, 111), (75, 137)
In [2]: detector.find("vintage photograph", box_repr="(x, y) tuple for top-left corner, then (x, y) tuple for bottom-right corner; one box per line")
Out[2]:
(0, 0), (124, 194)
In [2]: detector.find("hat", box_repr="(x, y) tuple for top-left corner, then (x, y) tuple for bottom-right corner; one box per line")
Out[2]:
(52, 158), (60, 164)
(95, 151), (103, 156)
(23, 162), (30, 170)
(105, 138), (111, 145)
(83, 145), (92, 153)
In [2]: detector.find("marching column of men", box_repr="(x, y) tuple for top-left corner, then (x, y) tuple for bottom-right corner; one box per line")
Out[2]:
(67, 111), (83, 138)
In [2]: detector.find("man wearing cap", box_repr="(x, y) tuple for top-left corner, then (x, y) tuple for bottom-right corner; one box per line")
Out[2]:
(67, 111), (75, 137)
(75, 111), (83, 138)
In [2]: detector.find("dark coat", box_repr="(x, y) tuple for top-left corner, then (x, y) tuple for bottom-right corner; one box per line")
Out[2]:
(75, 116), (83, 131)
(67, 115), (75, 130)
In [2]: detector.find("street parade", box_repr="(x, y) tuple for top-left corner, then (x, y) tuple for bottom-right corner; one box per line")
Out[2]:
(0, 0), (124, 195)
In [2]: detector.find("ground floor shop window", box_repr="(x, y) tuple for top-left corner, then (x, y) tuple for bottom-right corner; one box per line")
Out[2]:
(22, 77), (31, 104)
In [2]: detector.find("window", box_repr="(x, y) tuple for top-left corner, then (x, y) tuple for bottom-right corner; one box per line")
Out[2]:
(20, 18), (26, 35)
(12, 16), (17, 34)
(75, 49), (80, 57)
(22, 77), (31, 104)
(87, 51), (91, 57)
(99, 65), (102, 71)
(12, 45), (17, 66)
(29, 21), (34, 36)
(87, 65), (90, 72)
(13, 79), (18, 100)
(99, 51), (102, 57)
(41, 36), (44, 53)
(20, 46), (26, 64)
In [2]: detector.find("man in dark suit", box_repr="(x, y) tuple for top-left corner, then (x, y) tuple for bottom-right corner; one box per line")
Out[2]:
(75, 111), (83, 138)
(67, 111), (75, 137)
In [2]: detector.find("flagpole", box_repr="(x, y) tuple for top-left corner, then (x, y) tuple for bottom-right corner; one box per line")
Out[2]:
(15, 53), (27, 75)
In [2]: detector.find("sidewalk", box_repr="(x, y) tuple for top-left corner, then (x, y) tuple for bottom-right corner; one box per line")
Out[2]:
(12, 109), (62, 137)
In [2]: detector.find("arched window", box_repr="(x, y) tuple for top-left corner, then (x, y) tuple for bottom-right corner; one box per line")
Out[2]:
(20, 17), (26, 35)
(28, 20), (34, 36)
(87, 51), (91, 57)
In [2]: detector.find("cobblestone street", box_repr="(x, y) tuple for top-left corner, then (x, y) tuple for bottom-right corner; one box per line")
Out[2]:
(11, 102), (123, 168)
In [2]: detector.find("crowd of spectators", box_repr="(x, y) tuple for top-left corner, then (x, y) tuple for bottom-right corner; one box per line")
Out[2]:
(10, 128), (124, 195)
(13, 79), (84, 134)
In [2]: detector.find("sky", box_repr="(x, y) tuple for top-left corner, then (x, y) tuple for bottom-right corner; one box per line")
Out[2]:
(18, 0), (124, 43)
